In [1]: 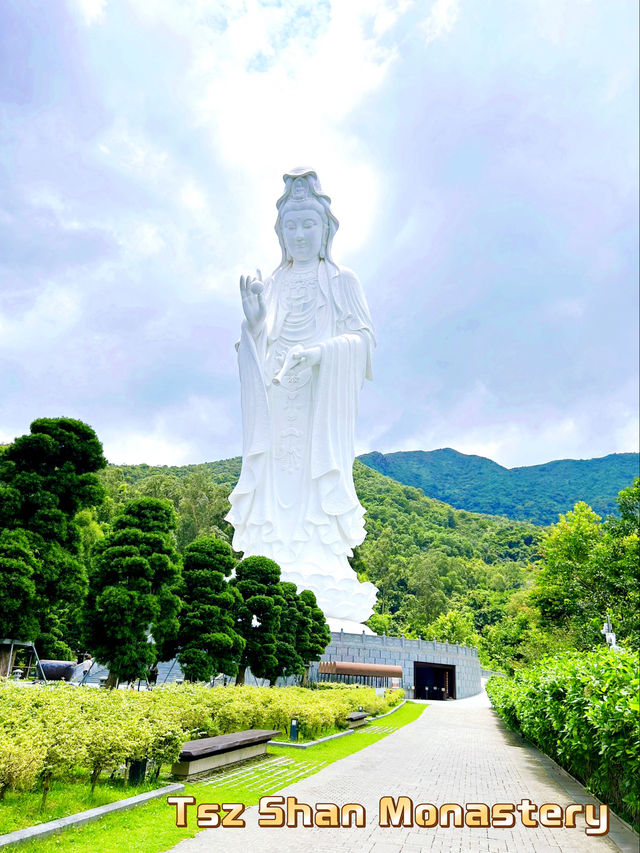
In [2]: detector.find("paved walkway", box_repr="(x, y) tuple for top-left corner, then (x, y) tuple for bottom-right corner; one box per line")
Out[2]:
(167, 689), (638, 853)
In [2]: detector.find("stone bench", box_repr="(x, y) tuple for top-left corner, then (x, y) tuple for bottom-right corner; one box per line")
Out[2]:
(171, 729), (281, 780)
(346, 711), (369, 729)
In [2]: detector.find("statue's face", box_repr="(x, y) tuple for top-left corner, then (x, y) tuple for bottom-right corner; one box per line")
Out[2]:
(282, 207), (324, 262)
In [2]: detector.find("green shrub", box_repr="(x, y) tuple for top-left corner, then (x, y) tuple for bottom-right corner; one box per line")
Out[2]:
(0, 728), (44, 801)
(487, 648), (639, 829)
(0, 680), (405, 799)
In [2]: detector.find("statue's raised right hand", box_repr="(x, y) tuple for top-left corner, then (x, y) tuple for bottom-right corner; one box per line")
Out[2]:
(240, 269), (266, 332)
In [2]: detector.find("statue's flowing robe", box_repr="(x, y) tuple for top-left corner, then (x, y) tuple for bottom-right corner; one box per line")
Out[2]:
(226, 260), (377, 622)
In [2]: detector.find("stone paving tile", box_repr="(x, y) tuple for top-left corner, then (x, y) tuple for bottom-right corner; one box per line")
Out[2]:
(165, 694), (637, 853)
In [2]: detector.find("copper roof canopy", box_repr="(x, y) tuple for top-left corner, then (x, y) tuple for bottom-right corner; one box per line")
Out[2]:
(318, 661), (403, 678)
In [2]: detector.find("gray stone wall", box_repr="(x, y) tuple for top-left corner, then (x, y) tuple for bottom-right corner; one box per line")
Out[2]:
(310, 631), (482, 699)
(76, 633), (482, 698)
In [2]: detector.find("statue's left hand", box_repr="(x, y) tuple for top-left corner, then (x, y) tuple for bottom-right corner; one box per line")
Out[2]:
(293, 346), (321, 369)
(272, 345), (322, 386)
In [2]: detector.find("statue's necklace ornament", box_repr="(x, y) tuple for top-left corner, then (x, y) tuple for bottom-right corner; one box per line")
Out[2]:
(284, 269), (318, 326)
(226, 168), (378, 633)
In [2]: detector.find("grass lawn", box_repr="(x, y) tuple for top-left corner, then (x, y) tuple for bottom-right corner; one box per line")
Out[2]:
(2, 702), (425, 852)
(0, 771), (168, 835)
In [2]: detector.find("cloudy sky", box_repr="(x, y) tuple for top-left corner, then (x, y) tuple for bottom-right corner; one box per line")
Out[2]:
(1, 0), (638, 469)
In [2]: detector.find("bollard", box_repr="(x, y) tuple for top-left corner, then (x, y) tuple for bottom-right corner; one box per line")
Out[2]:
(128, 758), (147, 786)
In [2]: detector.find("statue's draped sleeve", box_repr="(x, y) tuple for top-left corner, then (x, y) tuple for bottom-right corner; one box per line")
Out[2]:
(308, 264), (374, 546)
(326, 264), (375, 381)
(227, 316), (270, 535)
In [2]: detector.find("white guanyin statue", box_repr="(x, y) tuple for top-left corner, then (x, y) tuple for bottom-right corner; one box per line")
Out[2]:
(226, 168), (378, 632)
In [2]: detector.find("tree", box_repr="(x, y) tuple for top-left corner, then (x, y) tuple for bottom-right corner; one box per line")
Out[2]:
(479, 602), (569, 675)
(0, 531), (40, 675)
(231, 556), (283, 685)
(357, 527), (395, 614)
(423, 609), (478, 645)
(81, 497), (182, 685)
(75, 507), (105, 571)
(399, 552), (448, 632)
(453, 588), (510, 633)
(592, 479), (639, 648)
(95, 466), (130, 527)
(262, 584), (331, 687)
(174, 471), (232, 551)
(531, 481), (640, 650)
(176, 536), (245, 682)
(264, 582), (306, 686)
(115, 470), (233, 552)
(0, 417), (106, 658)
(296, 589), (331, 686)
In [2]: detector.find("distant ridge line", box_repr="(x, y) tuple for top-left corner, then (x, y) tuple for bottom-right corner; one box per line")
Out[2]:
(357, 448), (639, 526)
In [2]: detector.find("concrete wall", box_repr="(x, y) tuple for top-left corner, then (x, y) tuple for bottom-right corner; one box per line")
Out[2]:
(310, 631), (482, 699)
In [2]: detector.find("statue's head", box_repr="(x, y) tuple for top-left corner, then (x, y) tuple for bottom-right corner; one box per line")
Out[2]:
(274, 168), (339, 268)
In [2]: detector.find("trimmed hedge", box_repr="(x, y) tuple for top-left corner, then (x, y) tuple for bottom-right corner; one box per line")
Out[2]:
(486, 648), (639, 830)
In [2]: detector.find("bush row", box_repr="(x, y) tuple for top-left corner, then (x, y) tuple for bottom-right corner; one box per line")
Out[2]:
(0, 682), (404, 799)
(486, 648), (639, 830)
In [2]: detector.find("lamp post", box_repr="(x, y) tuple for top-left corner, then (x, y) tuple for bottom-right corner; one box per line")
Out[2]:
(601, 612), (620, 650)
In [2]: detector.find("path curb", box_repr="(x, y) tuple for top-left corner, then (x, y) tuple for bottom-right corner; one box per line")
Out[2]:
(0, 782), (185, 849)
(269, 698), (408, 748)
(488, 708), (640, 853)
(269, 729), (354, 749)
(369, 698), (407, 719)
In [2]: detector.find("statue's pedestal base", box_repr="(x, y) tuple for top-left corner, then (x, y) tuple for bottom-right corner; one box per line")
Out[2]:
(326, 617), (376, 635)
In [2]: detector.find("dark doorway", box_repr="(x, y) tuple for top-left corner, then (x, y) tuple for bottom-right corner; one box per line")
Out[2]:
(414, 661), (456, 700)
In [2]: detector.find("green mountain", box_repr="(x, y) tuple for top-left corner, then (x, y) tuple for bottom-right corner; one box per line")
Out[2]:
(101, 456), (540, 566)
(358, 449), (638, 525)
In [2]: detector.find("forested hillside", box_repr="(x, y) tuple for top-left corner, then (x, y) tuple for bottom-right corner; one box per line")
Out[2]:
(94, 458), (545, 666)
(99, 456), (541, 566)
(95, 455), (638, 671)
(358, 448), (638, 525)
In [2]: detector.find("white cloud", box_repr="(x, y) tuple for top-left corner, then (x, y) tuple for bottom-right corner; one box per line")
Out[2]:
(180, 182), (208, 215)
(530, 0), (585, 46)
(120, 221), (165, 258)
(421, 0), (461, 44)
(614, 415), (640, 454)
(4, 0), (636, 471)
(0, 428), (18, 445)
(0, 285), (81, 353)
(73, 0), (107, 27)
(102, 394), (235, 465)
(450, 418), (579, 467)
(547, 297), (585, 320)
(104, 428), (193, 466)
(394, 405), (640, 469)
(26, 186), (69, 215)
(373, 0), (415, 36)
(96, 126), (226, 272)
(97, 123), (170, 181)
(121, 0), (408, 260)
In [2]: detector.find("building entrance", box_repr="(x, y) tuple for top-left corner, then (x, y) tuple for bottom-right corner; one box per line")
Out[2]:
(414, 661), (456, 700)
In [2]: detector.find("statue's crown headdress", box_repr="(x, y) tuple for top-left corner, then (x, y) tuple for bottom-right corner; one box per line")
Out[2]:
(274, 167), (339, 268)
(291, 176), (310, 200)
(276, 167), (332, 211)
